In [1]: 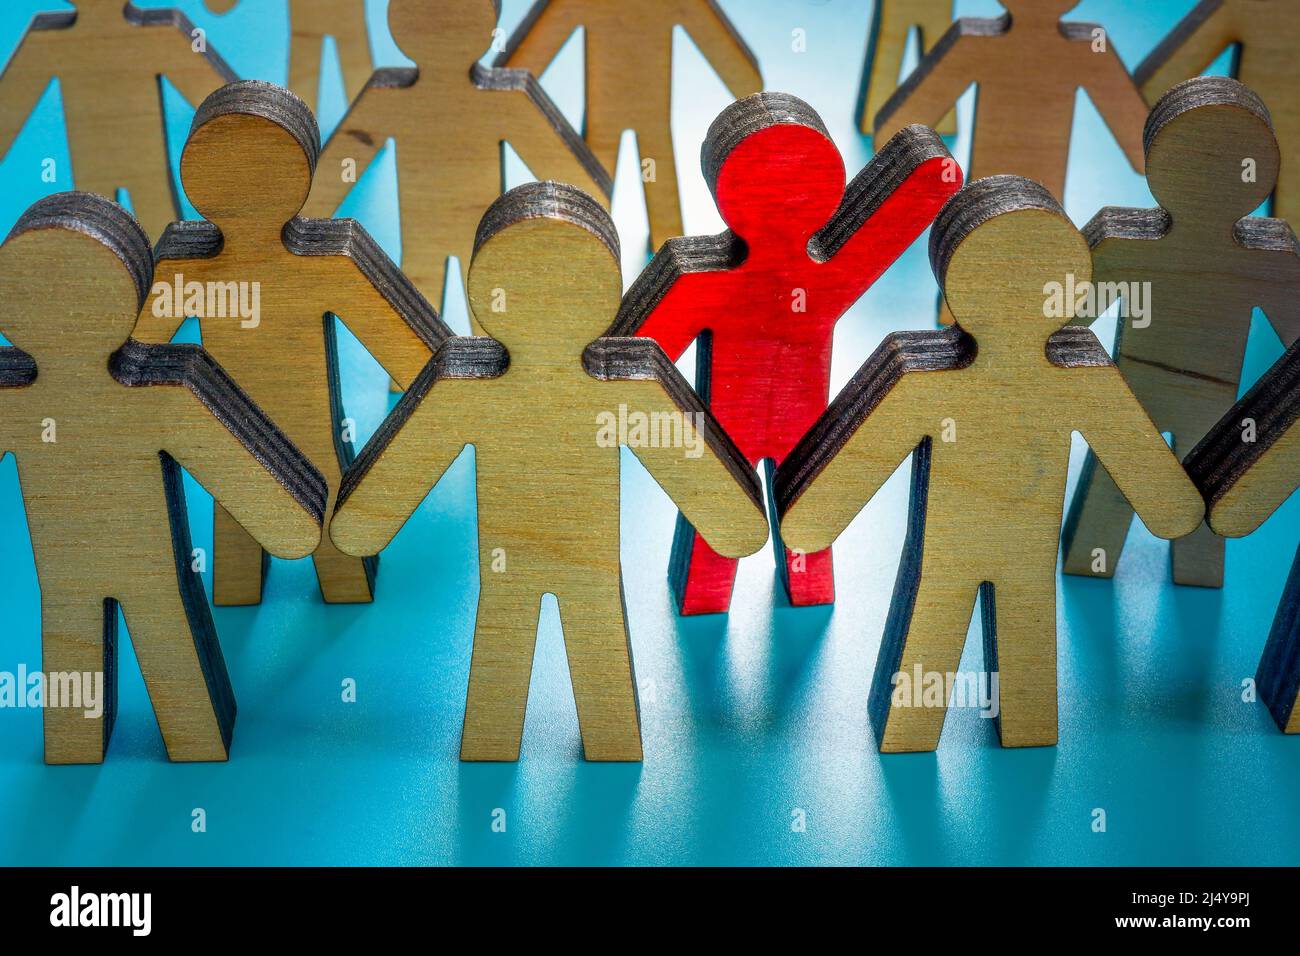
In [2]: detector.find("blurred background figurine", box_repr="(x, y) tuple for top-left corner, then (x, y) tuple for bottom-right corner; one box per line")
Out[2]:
(204, 0), (374, 118)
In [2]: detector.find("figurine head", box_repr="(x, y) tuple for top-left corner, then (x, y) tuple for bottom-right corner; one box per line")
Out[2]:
(389, 0), (502, 66)
(0, 192), (152, 364)
(932, 176), (1092, 348)
(467, 182), (622, 363)
(704, 92), (846, 246)
(1146, 77), (1279, 224)
(181, 81), (320, 231)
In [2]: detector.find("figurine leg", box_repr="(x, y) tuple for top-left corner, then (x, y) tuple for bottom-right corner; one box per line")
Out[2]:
(213, 503), (266, 606)
(557, 576), (642, 761)
(1259, 544), (1300, 734)
(336, 9), (374, 105)
(461, 585), (542, 761)
(311, 524), (376, 604)
(638, 125), (684, 252)
(669, 513), (741, 615)
(122, 575), (234, 762)
(1170, 521), (1225, 589)
(1061, 449), (1133, 579)
(767, 460), (835, 606)
(980, 576), (1058, 748)
(781, 545), (835, 606)
(126, 175), (181, 252)
(288, 5), (325, 116)
(42, 595), (116, 765)
(863, 0), (958, 138)
(869, 567), (978, 753)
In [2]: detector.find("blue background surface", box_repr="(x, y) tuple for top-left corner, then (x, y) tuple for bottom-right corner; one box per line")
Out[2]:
(0, 0), (1297, 866)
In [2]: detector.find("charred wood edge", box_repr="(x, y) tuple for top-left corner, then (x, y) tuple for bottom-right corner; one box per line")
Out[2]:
(583, 336), (763, 510)
(191, 79), (321, 174)
(475, 0), (612, 197)
(1144, 73), (1273, 153)
(335, 336), (508, 511)
(475, 179), (618, 255)
(612, 92), (954, 337)
(872, 14), (1007, 133)
(1134, 1), (1231, 90)
(1185, 337), (1300, 510)
(929, 173), (1067, 291)
(772, 326), (977, 522)
(5, 192), (255, 753)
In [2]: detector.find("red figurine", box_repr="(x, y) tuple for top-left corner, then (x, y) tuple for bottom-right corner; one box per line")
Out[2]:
(615, 92), (961, 614)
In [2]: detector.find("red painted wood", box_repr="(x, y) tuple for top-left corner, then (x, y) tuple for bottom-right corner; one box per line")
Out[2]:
(628, 108), (961, 615)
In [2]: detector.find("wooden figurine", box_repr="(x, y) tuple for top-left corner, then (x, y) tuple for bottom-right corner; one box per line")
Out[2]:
(0, 1), (237, 241)
(304, 0), (611, 328)
(498, 0), (762, 252)
(612, 93), (961, 615)
(859, 0), (957, 139)
(1137, 0), (1300, 224)
(132, 81), (449, 606)
(330, 181), (770, 761)
(1062, 77), (1300, 588)
(203, 0), (373, 119)
(1187, 339), (1300, 732)
(774, 175), (1204, 752)
(874, 0), (1148, 202)
(0, 191), (325, 763)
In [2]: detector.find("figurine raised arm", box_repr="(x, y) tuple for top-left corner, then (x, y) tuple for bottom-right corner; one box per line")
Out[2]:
(614, 92), (960, 615)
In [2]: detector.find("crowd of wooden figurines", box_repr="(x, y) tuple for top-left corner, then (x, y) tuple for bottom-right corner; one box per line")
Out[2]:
(0, 0), (1299, 766)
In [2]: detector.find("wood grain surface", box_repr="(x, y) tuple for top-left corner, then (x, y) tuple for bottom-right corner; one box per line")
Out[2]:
(202, 0), (372, 115)
(0, 1), (237, 241)
(0, 191), (325, 763)
(874, 1), (1148, 201)
(303, 0), (611, 331)
(613, 92), (961, 615)
(1137, 0), (1300, 223)
(132, 81), (448, 606)
(331, 181), (769, 761)
(860, 0), (957, 139)
(1187, 337), (1300, 732)
(775, 175), (1204, 753)
(1062, 77), (1300, 589)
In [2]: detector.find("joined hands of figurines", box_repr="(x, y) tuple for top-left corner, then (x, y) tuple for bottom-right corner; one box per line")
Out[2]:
(1188, 337), (1300, 734)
